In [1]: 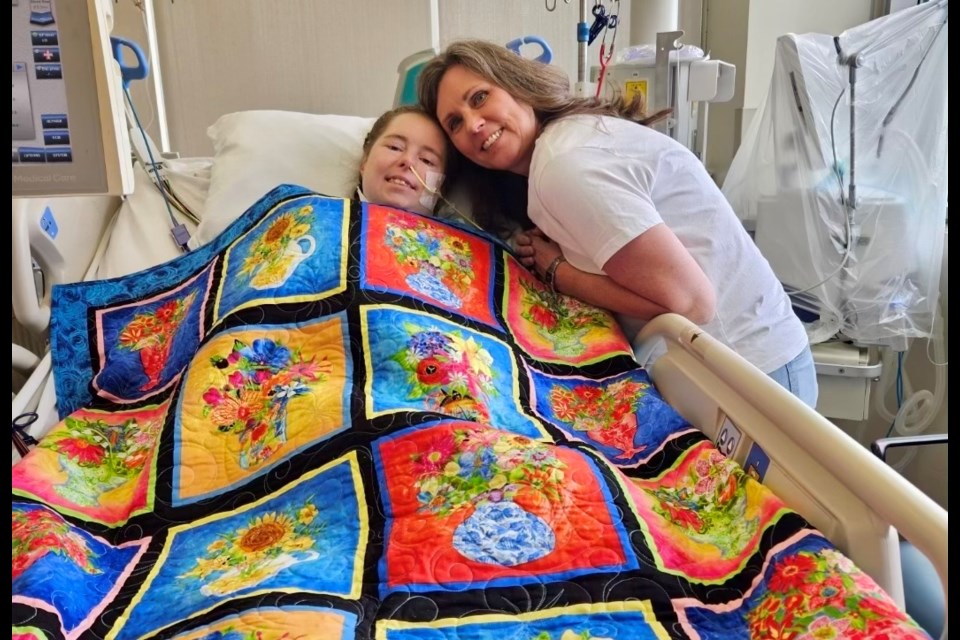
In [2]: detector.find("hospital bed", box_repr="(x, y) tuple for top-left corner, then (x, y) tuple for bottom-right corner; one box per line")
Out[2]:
(11, 108), (947, 637)
(10, 7), (948, 637)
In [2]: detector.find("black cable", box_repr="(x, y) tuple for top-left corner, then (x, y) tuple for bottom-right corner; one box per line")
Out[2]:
(12, 412), (39, 457)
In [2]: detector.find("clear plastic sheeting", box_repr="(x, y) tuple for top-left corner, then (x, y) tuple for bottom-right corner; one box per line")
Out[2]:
(722, 1), (948, 346)
(614, 43), (705, 64)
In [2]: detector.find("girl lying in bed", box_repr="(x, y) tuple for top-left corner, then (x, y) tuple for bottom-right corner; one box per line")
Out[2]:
(357, 106), (516, 253)
(356, 105), (453, 216)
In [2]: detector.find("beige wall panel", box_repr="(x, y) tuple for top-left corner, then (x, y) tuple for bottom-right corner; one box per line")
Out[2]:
(150, 1), (433, 156)
(438, 1), (621, 90)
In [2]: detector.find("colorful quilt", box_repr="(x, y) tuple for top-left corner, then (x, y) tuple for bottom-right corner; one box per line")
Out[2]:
(13, 185), (929, 640)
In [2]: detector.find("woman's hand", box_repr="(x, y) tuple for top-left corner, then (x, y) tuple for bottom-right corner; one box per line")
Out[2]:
(512, 227), (562, 279)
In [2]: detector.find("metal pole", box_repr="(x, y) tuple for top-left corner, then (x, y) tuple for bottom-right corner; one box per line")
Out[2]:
(143, 0), (170, 153)
(576, 0), (589, 96)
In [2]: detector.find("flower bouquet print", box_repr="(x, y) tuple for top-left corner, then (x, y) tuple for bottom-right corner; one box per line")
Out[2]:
(676, 532), (933, 639)
(548, 378), (651, 459)
(180, 500), (326, 597)
(39, 413), (161, 505)
(117, 292), (198, 391)
(411, 426), (566, 566)
(175, 312), (353, 506)
(87, 276), (212, 404)
(214, 195), (348, 322)
(384, 214), (475, 309)
(12, 507), (100, 582)
(393, 327), (496, 423)
(529, 368), (694, 468)
(12, 502), (148, 639)
(361, 207), (499, 328)
(503, 257), (633, 365)
(364, 305), (544, 438)
(201, 336), (332, 470)
(374, 420), (638, 596)
(13, 402), (169, 525)
(84, 268), (212, 408)
(518, 277), (612, 354)
(238, 205), (316, 290)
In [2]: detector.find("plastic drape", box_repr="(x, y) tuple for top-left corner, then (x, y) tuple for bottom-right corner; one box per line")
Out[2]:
(722, 1), (948, 346)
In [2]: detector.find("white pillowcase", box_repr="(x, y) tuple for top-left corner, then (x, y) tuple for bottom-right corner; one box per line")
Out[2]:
(192, 110), (377, 247)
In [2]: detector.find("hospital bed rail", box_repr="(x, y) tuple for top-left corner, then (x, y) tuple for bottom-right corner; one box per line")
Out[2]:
(635, 312), (948, 640)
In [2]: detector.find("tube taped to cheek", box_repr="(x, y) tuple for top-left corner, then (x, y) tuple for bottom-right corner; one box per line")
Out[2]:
(419, 169), (446, 211)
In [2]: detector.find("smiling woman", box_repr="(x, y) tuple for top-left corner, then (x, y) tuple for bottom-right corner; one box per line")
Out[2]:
(417, 39), (818, 409)
(357, 106), (453, 216)
(434, 65), (540, 176)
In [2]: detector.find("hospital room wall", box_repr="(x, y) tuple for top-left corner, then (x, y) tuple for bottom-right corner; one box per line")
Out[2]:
(109, 1), (707, 158)
(111, 1), (436, 157)
(110, 0), (875, 175)
(701, 0), (874, 183)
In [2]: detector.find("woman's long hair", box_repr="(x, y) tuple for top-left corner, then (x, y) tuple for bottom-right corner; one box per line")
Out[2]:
(417, 39), (670, 232)
(418, 39), (671, 129)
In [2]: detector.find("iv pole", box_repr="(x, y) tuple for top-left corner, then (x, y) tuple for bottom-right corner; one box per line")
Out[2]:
(575, 0), (589, 96)
(574, 0), (681, 97)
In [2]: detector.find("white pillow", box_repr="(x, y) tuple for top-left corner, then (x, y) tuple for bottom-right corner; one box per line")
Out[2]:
(192, 110), (376, 247)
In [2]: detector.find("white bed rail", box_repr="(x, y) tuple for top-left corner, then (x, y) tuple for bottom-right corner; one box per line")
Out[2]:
(636, 313), (947, 638)
(12, 196), (119, 336)
(11, 350), (58, 466)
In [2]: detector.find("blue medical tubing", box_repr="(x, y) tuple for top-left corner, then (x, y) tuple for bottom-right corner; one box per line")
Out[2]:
(109, 36), (149, 90)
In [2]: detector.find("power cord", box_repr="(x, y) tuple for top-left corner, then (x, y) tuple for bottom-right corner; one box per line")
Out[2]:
(123, 85), (192, 253)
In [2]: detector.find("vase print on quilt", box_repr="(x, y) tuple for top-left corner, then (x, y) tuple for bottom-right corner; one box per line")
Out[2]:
(412, 426), (565, 566)
(117, 291), (198, 391)
(393, 326), (496, 423)
(12, 507), (101, 582)
(549, 378), (650, 460)
(202, 336), (332, 469)
(38, 412), (163, 508)
(384, 213), (475, 309)
(453, 500), (555, 566)
(239, 205), (315, 290)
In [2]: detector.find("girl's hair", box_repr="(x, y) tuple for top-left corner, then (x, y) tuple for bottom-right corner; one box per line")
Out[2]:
(416, 39), (670, 232)
(358, 105), (458, 204)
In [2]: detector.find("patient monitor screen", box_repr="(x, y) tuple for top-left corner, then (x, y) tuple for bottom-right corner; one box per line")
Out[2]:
(12, 0), (130, 196)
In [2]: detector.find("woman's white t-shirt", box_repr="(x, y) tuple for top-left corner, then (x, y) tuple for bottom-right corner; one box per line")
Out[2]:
(527, 114), (808, 373)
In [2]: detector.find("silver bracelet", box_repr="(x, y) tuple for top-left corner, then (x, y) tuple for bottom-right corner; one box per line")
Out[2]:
(544, 255), (567, 294)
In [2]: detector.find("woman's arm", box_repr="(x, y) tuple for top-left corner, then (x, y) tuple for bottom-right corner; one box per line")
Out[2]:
(516, 227), (716, 325)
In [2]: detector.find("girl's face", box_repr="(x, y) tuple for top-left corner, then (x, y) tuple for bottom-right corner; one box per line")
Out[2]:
(435, 65), (538, 176)
(360, 112), (448, 215)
